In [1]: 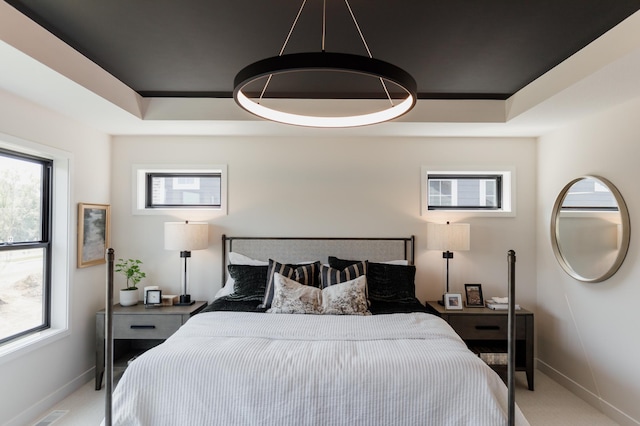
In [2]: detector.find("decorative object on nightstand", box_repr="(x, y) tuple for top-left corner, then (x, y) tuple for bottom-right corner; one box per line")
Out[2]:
(164, 221), (209, 306)
(144, 289), (162, 308)
(143, 285), (159, 304)
(115, 258), (147, 306)
(486, 296), (521, 310)
(427, 221), (470, 305)
(444, 293), (463, 310)
(464, 283), (484, 307)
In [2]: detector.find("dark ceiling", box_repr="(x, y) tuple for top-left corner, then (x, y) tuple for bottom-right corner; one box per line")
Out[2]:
(5, 0), (640, 101)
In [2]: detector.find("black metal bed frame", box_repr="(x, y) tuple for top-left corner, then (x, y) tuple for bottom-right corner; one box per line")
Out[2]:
(103, 243), (517, 426)
(221, 234), (416, 284)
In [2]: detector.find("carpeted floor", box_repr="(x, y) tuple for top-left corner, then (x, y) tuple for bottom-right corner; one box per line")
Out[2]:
(31, 369), (619, 425)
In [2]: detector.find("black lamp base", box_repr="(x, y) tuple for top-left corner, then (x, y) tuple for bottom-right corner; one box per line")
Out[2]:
(175, 294), (195, 306)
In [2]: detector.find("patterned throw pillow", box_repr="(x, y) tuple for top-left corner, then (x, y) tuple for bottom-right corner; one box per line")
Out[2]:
(259, 259), (321, 309)
(267, 273), (370, 316)
(319, 261), (367, 288)
(321, 275), (370, 315)
(267, 273), (322, 314)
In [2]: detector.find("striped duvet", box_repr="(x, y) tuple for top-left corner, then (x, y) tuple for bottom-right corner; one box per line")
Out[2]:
(109, 311), (529, 425)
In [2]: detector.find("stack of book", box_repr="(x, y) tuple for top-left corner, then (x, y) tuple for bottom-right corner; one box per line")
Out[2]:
(472, 346), (508, 365)
(485, 297), (520, 310)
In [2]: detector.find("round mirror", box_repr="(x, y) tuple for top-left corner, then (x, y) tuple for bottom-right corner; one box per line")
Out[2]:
(551, 176), (630, 282)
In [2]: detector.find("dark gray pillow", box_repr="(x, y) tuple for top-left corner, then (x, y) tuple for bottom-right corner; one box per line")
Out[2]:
(328, 257), (416, 303)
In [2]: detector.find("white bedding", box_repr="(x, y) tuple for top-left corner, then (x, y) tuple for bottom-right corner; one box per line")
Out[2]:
(109, 311), (529, 425)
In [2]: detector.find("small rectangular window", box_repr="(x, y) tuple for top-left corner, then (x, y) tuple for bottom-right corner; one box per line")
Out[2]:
(428, 174), (502, 210)
(133, 165), (227, 215)
(146, 173), (221, 208)
(561, 179), (618, 211)
(421, 168), (514, 216)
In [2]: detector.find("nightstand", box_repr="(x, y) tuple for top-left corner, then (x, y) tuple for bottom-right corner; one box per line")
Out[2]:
(95, 300), (207, 390)
(426, 301), (534, 390)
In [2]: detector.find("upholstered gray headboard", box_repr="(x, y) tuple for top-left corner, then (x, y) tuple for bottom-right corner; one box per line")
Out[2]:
(221, 235), (414, 283)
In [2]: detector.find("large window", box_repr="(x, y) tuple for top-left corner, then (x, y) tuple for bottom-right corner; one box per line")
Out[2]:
(0, 148), (52, 345)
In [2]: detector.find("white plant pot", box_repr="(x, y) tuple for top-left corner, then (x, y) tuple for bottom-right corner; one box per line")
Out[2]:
(119, 289), (139, 306)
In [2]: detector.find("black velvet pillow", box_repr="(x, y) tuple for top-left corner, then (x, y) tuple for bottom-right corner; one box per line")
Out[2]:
(328, 257), (416, 303)
(226, 264), (269, 301)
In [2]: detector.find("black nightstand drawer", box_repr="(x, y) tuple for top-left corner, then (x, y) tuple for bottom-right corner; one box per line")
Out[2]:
(448, 315), (526, 340)
(113, 314), (182, 339)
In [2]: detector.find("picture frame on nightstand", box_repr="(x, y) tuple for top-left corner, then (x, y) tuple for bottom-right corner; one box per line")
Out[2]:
(144, 289), (163, 308)
(444, 293), (463, 310)
(464, 284), (484, 307)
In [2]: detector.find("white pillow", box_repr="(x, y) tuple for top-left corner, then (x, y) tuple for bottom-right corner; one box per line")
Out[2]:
(383, 259), (409, 266)
(228, 252), (268, 266)
(214, 252), (269, 299)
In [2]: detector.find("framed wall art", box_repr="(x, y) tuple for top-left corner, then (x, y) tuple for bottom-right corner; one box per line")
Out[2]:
(78, 203), (111, 268)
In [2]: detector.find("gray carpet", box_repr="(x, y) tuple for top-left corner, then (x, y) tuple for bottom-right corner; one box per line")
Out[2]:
(31, 369), (619, 425)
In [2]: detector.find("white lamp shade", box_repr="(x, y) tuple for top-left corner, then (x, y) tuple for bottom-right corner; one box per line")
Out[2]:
(164, 222), (209, 251)
(427, 222), (470, 251)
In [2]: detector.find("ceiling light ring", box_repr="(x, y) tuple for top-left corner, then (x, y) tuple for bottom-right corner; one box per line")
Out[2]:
(233, 52), (417, 128)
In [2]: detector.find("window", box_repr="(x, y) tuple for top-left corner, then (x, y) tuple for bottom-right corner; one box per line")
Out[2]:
(561, 179), (618, 211)
(428, 174), (502, 209)
(134, 165), (227, 215)
(421, 168), (514, 216)
(0, 148), (52, 345)
(146, 173), (221, 208)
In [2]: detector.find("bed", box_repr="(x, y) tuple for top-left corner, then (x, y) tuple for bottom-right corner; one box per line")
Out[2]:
(104, 236), (528, 425)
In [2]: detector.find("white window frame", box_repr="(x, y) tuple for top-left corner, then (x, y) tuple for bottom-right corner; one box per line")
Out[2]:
(421, 166), (515, 217)
(0, 133), (71, 363)
(133, 164), (227, 216)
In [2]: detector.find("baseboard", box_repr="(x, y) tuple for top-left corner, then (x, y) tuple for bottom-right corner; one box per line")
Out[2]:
(4, 367), (95, 426)
(537, 360), (639, 426)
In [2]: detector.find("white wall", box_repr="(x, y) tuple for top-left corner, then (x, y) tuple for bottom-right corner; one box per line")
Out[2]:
(0, 90), (539, 424)
(0, 89), (111, 426)
(111, 135), (537, 310)
(537, 97), (640, 426)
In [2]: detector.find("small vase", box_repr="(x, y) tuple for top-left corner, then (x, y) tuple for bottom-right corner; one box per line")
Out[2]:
(119, 289), (138, 307)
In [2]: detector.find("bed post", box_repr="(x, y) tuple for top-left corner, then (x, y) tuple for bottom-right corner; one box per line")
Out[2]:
(409, 235), (415, 265)
(105, 248), (114, 426)
(221, 234), (227, 285)
(507, 250), (516, 426)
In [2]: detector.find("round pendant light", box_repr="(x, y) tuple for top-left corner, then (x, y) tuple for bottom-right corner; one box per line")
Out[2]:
(233, 0), (417, 128)
(233, 52), (417, 127)
(234, 52), (417, 128)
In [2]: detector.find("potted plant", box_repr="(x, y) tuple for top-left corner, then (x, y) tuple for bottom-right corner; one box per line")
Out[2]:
(115, 258), (146, 306)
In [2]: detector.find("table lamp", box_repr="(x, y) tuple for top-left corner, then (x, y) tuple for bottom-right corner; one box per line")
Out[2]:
(427, 221), (470, 305)
(164, 221), (209, 305)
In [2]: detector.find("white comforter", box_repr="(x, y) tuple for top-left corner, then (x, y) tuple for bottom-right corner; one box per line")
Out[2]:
(109, 312), (529, 426)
